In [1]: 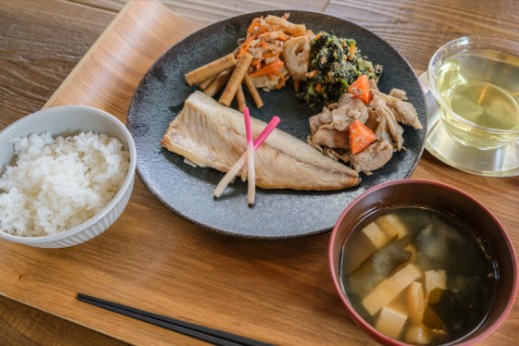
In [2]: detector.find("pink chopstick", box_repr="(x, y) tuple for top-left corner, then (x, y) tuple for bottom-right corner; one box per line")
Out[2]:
(213, 115), (280, 199)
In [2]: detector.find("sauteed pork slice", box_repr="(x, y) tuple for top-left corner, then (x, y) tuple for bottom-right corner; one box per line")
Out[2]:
(350, 140), (394, 173)
(308, 80), (422, 173)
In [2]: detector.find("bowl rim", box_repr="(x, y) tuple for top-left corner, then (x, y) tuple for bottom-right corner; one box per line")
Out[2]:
(0, 105), (137, 244)
(328, 178), (518, 346)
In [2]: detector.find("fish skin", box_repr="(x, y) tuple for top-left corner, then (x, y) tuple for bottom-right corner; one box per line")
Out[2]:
(161, 91), (360, 191)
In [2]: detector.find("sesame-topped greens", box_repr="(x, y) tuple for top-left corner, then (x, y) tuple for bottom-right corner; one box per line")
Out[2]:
(300, 32), (383, 108)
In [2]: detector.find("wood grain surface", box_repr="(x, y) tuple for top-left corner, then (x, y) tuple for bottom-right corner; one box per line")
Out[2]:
(1, 0), (518, 345)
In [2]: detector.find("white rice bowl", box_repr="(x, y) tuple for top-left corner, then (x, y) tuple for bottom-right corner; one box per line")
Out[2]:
(0, 105), (136, 247)
(0, 131), (129, 237)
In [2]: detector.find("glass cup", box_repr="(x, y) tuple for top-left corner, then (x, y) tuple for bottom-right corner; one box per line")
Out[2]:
(428, 35), (519, 150)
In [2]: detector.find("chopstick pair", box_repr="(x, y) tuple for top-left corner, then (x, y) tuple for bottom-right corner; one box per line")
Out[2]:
(77, 293), (273, 346)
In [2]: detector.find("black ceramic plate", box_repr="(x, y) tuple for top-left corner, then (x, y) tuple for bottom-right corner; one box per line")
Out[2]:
(127, 10), (427, 238)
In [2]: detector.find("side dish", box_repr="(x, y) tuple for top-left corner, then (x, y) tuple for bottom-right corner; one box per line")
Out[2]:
(341, 208), (497, 345)
(0, 132), (130, 236)
(308, 78), (423, 173)
(300, 32), (382, 108)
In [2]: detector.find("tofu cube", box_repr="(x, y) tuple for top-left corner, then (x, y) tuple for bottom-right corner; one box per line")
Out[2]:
(375, 214), (408, 239)
(363, 222), (389, 248)
(344, 222), (390, 274)
(375, 306), (408, 340)
(362, 263), (422, 315)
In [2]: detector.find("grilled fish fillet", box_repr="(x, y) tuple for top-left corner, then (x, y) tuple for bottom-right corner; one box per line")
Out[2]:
(161, 91), (360, 190)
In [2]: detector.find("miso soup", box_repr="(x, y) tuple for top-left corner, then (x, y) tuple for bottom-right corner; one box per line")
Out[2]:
(340, 207), (497, 345)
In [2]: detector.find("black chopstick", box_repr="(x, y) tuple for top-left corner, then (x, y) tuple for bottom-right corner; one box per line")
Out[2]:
(77, 293), (274, 346)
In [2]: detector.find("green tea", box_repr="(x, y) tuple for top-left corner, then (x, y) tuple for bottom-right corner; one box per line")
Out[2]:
(435, 48), (519, 148)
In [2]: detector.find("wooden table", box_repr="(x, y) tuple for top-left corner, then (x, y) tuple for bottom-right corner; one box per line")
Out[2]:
(1, 1), (518, 345)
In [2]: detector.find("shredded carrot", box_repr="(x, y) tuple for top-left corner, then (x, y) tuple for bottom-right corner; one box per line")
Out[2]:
(348, 74), (372, 104)
(277, 32), (290, 41)
(238, 42), (251, 59)
(262, 50), (281, 60)
(251, 59), (262, 68)
(274, 72), (286, 89)
(349, 119), (377, 155)
(249, 60), (284, 78)
(315, 83), (322, 93)
(236, 14), (307, 90)
(247, 18), (261, 35)
(257, 26), (269, 36)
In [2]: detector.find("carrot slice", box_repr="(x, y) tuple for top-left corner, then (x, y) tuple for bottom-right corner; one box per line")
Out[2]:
(249, 60), (284, 78)
(349, 119), (377, 154)
(348, 74), (371, 104)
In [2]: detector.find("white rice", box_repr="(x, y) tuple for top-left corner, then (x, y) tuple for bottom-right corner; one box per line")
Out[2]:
(0, 131), (130, 237)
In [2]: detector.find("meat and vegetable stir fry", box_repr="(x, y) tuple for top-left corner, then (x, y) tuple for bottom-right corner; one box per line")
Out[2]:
(308, 80), (423, 173)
